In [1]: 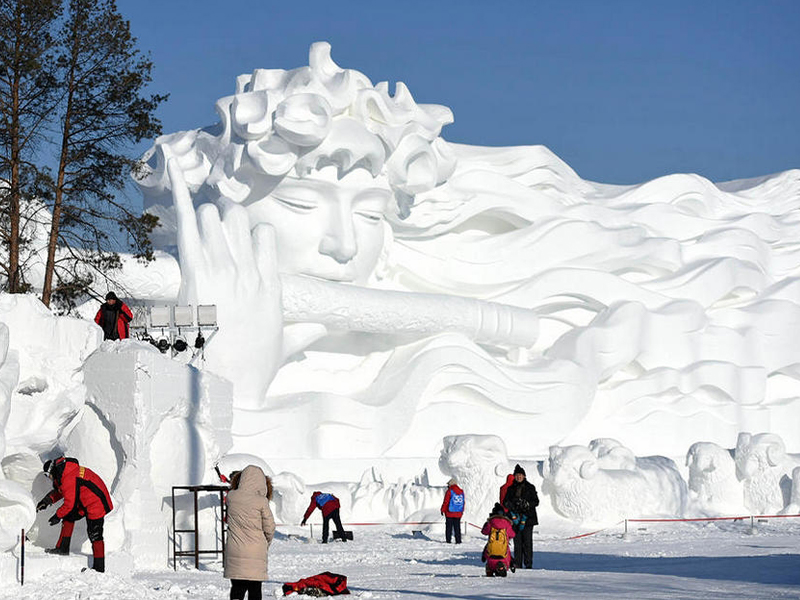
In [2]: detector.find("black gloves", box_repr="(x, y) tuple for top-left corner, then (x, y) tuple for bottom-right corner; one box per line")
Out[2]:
(48, 514), (60, 526)
(300, 520), (306, 527)
(36, 498), (52, 512)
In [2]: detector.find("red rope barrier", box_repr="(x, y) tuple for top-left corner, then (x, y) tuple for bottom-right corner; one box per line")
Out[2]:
(627, 513), (800, 523)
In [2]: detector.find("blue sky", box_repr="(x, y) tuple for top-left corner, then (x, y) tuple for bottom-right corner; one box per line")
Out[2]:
(123, 0), (799, 184)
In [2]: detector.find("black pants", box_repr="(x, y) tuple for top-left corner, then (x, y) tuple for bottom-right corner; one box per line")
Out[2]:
(514, 523), (534, 568)
(230, 579), (262, 600)
(445, 516), (462, 543)
(322, 508), (345, 543)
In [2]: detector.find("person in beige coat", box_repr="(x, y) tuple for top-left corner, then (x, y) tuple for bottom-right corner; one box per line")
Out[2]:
(224, 465), (276, 600)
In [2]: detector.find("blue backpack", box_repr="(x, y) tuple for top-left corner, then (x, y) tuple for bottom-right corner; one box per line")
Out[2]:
(448, 490), (465, 513)
(316, 493), (334, 508)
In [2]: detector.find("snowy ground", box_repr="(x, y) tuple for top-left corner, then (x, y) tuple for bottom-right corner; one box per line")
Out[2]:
(4, 519), (800, 599)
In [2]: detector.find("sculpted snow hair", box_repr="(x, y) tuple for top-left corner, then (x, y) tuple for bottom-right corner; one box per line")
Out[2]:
(136, 42), (456, 218)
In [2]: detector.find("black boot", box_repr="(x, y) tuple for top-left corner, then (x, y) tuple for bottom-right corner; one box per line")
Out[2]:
(92, 557), (105, 573)
(45, 537), (71, 555)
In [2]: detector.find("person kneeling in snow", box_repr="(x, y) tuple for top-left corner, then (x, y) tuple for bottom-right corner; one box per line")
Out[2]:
(36, 456), (113, 572)
(441, 478), (465, 544)
(481, 503), (515, 577)
(301, 491), (348, 543)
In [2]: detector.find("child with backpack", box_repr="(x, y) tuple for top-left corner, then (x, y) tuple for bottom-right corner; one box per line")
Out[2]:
(481, 503), (516, 577)
(441, 478), (465, 544)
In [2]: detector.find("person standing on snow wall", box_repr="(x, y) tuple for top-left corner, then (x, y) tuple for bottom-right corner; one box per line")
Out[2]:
(301, 491), (347, 543)
(225, 465), (276, 600)
(441, 478), (465, 544)
(503, 464), (539, 570)
(94, 291), (133, 340)
(36, 456), (113, 572)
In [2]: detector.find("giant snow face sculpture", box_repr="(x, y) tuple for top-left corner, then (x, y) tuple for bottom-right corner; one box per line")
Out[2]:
(247, 167), (392, 284)
(133, 41), (800, 462)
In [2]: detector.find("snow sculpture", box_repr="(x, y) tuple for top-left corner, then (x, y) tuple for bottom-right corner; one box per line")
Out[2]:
(271, 467), (445, 525)
(735, 432), (800, 514)
(0, 323), (17, 469)
(0, 479), (35, 551)
(129, 41), (800, 462)
(685, 441), (744, 514)
(780, 466), (800, 515)
(588, 438), (636, 470)
(546, 442), (686, 524)
(0, 295), (100, 554)
(438, 434), (513, 522)
(216, 453), (273, 479)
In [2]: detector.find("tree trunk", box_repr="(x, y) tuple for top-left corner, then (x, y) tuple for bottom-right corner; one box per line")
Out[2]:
(7, 14), (22, 294)
(41, 33), (78, 307)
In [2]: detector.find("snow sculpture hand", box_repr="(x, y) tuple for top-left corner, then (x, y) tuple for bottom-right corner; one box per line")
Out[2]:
(168, 158), (282, 409)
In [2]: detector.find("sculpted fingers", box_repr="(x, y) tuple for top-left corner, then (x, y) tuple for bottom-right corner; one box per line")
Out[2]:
(197, 203), (234, 273)
(221, 201), (257, 276)
(167, 158), (203, 270)
(252, 223), (281, 293)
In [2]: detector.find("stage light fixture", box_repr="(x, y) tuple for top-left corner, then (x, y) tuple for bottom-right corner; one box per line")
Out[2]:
(197, 305), (217, 328)
(173, 305), (194, 328)
(150, 306), (171, 328)
(173, 336), (188, 352)
(156, 337), (171, 353)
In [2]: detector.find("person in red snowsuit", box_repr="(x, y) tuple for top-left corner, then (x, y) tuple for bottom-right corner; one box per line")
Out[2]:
(440, 478), (465, 544)
(300, 491), (346, 544)
(94, 291), (133, 340)
(36, 456), (113, 572)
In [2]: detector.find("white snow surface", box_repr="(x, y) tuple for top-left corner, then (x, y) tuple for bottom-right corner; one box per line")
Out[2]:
(2, 521), (799, 599)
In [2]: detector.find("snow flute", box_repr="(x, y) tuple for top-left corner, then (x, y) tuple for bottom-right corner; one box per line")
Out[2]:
(281, 274), (538, 347)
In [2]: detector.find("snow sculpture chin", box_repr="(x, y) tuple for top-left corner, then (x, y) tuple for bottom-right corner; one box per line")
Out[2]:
(134, 41), (800, 464)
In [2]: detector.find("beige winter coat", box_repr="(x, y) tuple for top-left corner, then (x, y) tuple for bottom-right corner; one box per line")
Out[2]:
(224, 465), (276, 581)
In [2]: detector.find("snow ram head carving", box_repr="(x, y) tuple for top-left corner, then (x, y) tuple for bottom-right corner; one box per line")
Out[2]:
(685, 441), (743, 513)
(735, 432), (800, 513)
(546, 443), (686, 524)
(438, 434), (509, 521)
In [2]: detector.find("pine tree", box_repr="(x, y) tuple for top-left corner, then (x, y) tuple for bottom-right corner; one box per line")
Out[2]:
(0, 0), (61, 293)
(40, 0), (166, 308)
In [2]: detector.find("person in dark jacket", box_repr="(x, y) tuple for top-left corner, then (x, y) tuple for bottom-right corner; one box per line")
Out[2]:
(503, 463), (539, 570)
(94, 291), (133, 340)
(36, 456), (114, 572)
(300, 491), (347, 543)
(440, 478), (465, 544)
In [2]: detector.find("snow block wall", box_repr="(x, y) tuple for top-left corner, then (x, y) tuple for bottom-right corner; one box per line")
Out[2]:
(69, 344), (232, 568)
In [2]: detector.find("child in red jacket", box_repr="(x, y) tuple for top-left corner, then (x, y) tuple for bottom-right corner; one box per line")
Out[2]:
(481, 503), (516, 577)
(441, 478), (465, 544)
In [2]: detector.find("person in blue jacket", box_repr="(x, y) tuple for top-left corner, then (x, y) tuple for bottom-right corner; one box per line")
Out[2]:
(441, 478), (465, 544)
(301, 491), (347, 543)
